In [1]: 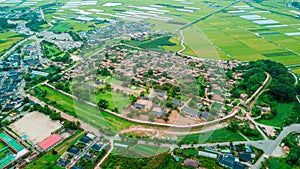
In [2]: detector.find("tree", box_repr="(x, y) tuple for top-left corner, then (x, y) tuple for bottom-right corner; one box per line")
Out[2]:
(148, 115), (154, 122)
(269, 84), (296, 103)
(98, 99), (109, 109)
(98, 68), (111, 76)
(292, 1), (299, 7)
(147, 69), (153, 76)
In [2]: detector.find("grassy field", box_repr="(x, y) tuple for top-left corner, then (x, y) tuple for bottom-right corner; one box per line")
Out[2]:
(257, 103), (296, 127)
(0, 141), (6, 150)
(267, 157), (297, 169)
(162, 37), (182, 52)
(129, 144), (169, 157)
(37, 85), (136, 135)
(178, 128), (246, 144)
(91, 91), (131, 113)
(49, 23), (70, 32)
(41, 41), (63, 58)
(25, 131), (84, 169)
(0, 32), (25, 56)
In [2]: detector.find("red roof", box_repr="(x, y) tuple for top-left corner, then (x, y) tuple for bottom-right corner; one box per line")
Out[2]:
(38, 134), (62, 151)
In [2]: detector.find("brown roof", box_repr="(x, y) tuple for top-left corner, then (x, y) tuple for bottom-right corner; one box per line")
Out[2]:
(184, 159), (199, 168)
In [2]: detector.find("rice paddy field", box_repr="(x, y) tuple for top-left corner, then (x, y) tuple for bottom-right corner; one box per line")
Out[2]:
(292, 67), (300, 75)
(12, 0), (300, 65)
(192, 1), (300, 65)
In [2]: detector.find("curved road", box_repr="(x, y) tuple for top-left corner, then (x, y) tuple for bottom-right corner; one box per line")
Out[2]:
(43, 83), (240, 130)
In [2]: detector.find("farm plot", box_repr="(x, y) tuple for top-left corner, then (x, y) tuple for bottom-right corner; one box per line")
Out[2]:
(178, 128), (246, 144)
(129, 144), (169, 157)
(182, 28), (220, 59)
(0, 32), (25, 56)
(193, 11), (300, 65)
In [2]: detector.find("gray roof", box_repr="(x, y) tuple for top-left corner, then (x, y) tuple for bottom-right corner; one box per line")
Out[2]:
(182, 106), (201, 117)
(202, 111), (211, 120)
(134, 103), (145, 109)
(172, 98), (183, 107)
(152, 109), (166, 117)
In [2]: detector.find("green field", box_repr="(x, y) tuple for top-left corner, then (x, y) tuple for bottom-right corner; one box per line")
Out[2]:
(0, 141), (6, 150)
(41, 41), (63, 58)
(266, 157), (298, 169)
(292, 67), (300, 75)
(0, 32), (25, 56)
(37, 85), (136, 135)
(129, 144), (169, 157)
(178, 128), (246, 144)
(257, 103), (296, 127)
(0, 147), (11, 159)
(91, 91), (131, 113)
(49, 23), (70, 32)
(182, 28), (220, 59)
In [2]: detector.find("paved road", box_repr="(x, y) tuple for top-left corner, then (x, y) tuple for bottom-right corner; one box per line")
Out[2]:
(245, 72), (270, 105)
(175, 124), (300, 168)
(95, 141), (113, 169)
(289, 71), (299, 86)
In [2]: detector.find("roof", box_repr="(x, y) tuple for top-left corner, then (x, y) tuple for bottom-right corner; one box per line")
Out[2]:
(57, 158), (70, 168)
(0, 132), (24, 152)
(67, 147), (81, 155)
(79, 136), (90, 144)
(218, 155), (235, 168)
(183, 159), (198, 168)
(218, 155), (247, 169)
(152, 108), (166, 117)
(198, 151), (217, 159)
(38, 134), (62, 151)
(91, 144), (102, 151)
(83, 153), (94, 160)
(155, 90), (166, 97)
(0, 154), (15, 169)
(181, 106), (201, 117)
(238, 152), (252, 162)
(202, 111), (211, 120)
(71, 166), (83, 169)
(172, 98), (183, 107)
(233, 161), (247, 169)
(134, 103), (145, 109)
(31, 70), (49, 77)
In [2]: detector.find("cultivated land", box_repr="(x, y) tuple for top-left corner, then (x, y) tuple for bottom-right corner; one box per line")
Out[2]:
(0, 32), (25, 56)
(177, 128), (246, 144)
(129, 144), (169, 157)
(9, 111), (62, 144)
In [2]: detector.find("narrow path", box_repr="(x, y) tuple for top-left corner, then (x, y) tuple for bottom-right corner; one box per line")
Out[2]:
(95, 141), (114, 169)
(289, 71), (299, 86)
(178, 30), (186, 53)
(245, 72), (270, 105)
